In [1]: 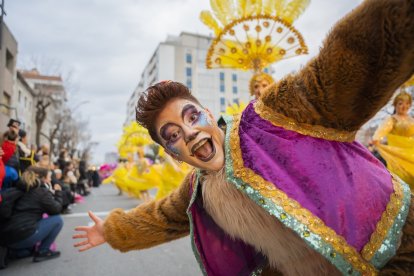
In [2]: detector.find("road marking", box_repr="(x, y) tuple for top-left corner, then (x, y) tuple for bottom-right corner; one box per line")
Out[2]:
(63, 211), (111, 218)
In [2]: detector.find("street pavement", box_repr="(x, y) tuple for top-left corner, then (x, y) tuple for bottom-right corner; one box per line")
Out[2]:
(2, 184), (201, 276)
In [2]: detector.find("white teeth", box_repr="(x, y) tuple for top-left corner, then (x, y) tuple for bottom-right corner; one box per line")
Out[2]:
(193, 139), (208, 153)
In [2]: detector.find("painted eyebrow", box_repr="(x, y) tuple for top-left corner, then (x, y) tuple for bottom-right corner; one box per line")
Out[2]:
(181, 104), (196, 121)
(159, 104), (196, 140)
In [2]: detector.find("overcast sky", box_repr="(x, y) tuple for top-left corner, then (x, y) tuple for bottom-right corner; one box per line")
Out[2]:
(4, 0), (361, 163)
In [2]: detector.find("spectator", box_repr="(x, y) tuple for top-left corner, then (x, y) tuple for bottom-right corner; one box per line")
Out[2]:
(2, 131), (19, 190)
(77, 160), (90, 196)
(0, 148), (4, 195)
(0, 167), (63, 262)
(52, 169), (74, 214)
(63, 163), (78, 194)
(6, 119), (20, 134)
(57, 149), (70, 171)
(18, 130), (35, 173)
(36, 145), (50, 168)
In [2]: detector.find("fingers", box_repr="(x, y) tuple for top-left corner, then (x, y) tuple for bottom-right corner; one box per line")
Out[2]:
(88, 211), (101, 224)
(74, 226), (89, 232)
(74, 240), (89, 248)
(78, 244), (94, 252)
(72, 234), (87, 239)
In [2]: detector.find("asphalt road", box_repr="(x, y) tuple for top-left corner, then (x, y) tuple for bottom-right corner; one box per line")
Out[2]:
(2, 184), (201, 276)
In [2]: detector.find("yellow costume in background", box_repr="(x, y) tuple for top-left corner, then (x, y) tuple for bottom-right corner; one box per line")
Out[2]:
(152, 155), (191, 200)
(104, 122), (190, 200)
(373, 91), (414, 189)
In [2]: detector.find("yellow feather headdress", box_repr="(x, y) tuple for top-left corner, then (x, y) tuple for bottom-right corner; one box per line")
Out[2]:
(117, 122), (152, 158)
(200, 0), (310, 73)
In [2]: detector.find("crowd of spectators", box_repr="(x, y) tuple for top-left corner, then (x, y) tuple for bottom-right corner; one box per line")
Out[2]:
(0, 118), (101, 268)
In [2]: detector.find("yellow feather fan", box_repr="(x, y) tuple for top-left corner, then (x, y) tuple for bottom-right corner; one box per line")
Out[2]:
(201, 0), (310, 72)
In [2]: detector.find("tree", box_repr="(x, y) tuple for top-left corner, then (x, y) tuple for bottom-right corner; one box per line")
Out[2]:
(35, 95), (53, 146)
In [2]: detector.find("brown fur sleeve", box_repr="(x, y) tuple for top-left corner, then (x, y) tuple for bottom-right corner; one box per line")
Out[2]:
(262, 0), (414, 131)
(103, 173), (192, 252)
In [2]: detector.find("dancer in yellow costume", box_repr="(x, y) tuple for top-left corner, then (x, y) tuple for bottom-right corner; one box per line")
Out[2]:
(122, 149), (158, 202)
(200, 0), (310, 99)
(151, 149), (191, 200)
(373, 77), (414, 189)
(105, 121), (191, 201)
(104, 122), (156, 199)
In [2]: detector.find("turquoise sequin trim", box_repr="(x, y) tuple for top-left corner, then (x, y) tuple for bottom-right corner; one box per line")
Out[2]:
(371, 180), (411, 269)
(223, 116), (360, 275)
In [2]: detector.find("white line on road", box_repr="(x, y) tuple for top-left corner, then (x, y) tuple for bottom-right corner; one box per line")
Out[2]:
(63, 211), (111, 218)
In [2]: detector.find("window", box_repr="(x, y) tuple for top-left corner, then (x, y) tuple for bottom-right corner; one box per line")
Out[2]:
(24, 96), (27, 108)
(232, 74), (237, 82)
(186, 53), (192, 64)
(219, 72), (225, 81)
(18, 91), (21, 102)
(1, 91), (11, 115)
(220, 97), (226, 112)
(6, 49), (14, 72)
(233, 98), (239, 105)
(232, 86), (238, 94)
(220, 84), (225, 93)
(186, 79), (192, 89)
(186, 67), (192, 77)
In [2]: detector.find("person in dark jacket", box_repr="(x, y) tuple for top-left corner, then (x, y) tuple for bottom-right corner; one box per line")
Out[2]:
(0, 166), (63, 262)
(52, 169), (74, 214)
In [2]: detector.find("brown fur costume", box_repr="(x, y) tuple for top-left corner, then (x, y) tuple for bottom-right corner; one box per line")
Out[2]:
(104, 0), (414, 274)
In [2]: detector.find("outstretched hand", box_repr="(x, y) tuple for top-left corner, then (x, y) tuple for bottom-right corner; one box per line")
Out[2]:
(73, 211), (106, 252)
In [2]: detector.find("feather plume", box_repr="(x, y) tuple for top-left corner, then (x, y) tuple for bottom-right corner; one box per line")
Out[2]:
(200, 10), (222, 35)
(254, 0), (263, 15)
(275, 0), (287, 17)
(237, 0), (247, 17)
(262, 0), (276, 15)
(217, 0), (235, 23)
(211, 0), (230, 26)
(244, 0), (258, 16)
(281, 0), (310, 24)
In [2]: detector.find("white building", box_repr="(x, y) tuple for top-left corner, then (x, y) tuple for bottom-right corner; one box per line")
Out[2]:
(20, 69), (66, 147)
(126, 32), (263, 125)
(14, 71), (36, 144)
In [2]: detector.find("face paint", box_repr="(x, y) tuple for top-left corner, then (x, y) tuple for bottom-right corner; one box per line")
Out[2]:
(194, 110), (213, 127)
(166, 143), (181, 157)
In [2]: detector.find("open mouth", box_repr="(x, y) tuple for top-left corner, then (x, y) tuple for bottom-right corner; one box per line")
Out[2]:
(191, 137), (215, 162)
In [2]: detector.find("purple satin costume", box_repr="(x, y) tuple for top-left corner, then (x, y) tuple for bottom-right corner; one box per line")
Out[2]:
(187, 103), (409, 276)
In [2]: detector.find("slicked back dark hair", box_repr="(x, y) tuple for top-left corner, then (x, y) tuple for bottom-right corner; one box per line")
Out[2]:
(135, 81), (201, 144)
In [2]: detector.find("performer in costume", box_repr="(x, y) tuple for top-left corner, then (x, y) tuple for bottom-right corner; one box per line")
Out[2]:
(74, 1), (414, 275)
(249, 72), (274, 99)
(200, 0), (309, 99)
(373, 88), (414, 190)
(152, 151), (191, 200)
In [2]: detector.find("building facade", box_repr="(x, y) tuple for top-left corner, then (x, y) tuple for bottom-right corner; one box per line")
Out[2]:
(14, 71), (36, 143)
(126, 32), (259, 125)
(0, 21), (18, 128)
(20, 69), (66, 147)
